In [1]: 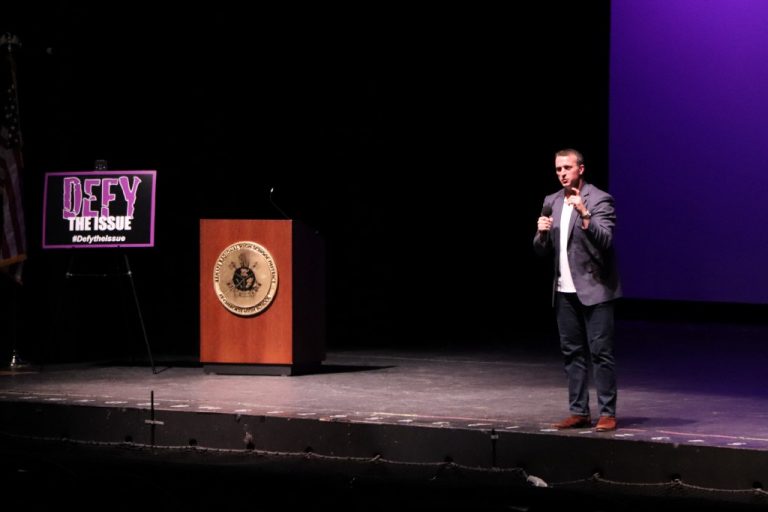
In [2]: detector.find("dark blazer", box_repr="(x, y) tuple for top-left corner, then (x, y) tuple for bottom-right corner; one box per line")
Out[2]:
(533, 182), (622, 306)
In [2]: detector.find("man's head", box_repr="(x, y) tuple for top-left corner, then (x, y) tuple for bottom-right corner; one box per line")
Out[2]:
(554, 148), (585, 191)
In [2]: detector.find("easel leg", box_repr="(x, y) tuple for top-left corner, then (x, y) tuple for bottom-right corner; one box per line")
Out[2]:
(123, 254), (156, 374)
(41, 254), (76, 370)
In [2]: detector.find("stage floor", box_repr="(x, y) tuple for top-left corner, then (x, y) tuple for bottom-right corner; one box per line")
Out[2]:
(2, 320), (768, 510)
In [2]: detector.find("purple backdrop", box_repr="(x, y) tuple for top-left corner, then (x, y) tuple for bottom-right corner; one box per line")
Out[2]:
(610, 0), (768, 303)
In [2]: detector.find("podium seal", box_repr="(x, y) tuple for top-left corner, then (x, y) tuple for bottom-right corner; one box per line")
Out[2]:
(213, 241), (278, 316)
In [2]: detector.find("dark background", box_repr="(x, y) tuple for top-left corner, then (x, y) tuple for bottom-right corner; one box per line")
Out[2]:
(3, 3), (615, 362)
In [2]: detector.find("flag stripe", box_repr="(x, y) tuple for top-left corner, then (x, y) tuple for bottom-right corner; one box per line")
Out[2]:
(1, 147), (26, 265)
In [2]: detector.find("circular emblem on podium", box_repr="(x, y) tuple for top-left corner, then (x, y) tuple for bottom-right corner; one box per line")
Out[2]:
(213, 241), (278, 316)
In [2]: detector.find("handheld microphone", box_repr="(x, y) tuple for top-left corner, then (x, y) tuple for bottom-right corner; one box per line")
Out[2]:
(269, 187), (291, 219)
(538, 204), (553, 238)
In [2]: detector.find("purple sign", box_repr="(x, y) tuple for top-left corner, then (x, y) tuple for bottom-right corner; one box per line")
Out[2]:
(43, 170), (156, 248)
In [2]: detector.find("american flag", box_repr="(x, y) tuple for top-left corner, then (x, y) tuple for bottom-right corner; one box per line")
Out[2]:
(0, 41), (26, 284)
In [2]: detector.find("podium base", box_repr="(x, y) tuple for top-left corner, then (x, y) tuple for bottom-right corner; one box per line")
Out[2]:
(203, 362), (321, 376)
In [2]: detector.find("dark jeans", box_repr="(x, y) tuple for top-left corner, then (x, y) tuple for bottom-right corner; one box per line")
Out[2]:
(555, 292), (617, 417)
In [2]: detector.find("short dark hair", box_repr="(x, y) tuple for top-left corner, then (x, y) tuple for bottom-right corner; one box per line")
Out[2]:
(555, 148), (584, 166)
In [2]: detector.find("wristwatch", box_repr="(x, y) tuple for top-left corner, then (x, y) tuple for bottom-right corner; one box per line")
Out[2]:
(580, 210), (592, 219)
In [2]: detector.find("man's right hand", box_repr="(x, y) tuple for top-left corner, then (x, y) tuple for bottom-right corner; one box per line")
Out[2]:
(537, 216), (553, 233)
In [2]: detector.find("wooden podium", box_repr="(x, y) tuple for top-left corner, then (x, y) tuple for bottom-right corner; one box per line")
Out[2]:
(200, 219), (325, 375)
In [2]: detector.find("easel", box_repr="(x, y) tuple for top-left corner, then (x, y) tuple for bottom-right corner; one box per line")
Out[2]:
(45, 160), (156, 373)
(52, 251), (156, 374)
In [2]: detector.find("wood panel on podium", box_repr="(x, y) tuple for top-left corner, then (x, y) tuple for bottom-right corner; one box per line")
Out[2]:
(200, 219), (325, 375)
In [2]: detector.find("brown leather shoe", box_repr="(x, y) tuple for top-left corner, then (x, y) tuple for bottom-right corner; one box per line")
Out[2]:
(554, 415), (592, 429)
(595, 416), (617, 432)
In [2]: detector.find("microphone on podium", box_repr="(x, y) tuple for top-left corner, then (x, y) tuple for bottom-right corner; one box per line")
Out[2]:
(269, 187), (291, 220)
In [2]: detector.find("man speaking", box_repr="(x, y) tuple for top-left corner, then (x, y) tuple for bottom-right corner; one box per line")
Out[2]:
(533, 148), (622, 432)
